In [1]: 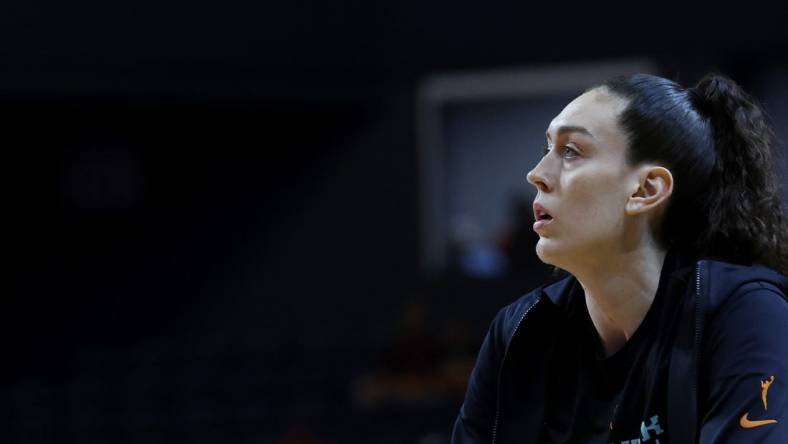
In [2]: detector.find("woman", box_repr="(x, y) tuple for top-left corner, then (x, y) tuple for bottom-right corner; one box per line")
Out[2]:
(451, 73), (788, 443)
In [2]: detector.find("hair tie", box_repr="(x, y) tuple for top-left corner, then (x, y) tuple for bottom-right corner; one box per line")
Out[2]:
(687, 86), (711, 116)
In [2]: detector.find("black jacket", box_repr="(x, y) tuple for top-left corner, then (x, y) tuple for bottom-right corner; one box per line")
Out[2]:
(451, 255), (788, 443)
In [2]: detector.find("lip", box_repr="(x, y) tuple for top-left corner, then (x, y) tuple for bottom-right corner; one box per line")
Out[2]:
(533, 202), (553, 220)
(533, 202), (554, 232)
(533, 218), (553, 231)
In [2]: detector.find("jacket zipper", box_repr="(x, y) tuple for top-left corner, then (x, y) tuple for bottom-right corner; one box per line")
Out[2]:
(691, 260), (704, 441)
(489, 263), (705, 443)
(491, 296), (541, 444)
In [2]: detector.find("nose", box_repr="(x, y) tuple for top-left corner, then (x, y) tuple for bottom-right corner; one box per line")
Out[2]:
(526, 162), (551, 192)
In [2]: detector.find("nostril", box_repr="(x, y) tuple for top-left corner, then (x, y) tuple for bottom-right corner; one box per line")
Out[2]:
(527, 171), (550, 191)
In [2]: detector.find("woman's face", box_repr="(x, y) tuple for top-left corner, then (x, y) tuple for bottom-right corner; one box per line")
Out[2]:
(527, 87), (643, 269)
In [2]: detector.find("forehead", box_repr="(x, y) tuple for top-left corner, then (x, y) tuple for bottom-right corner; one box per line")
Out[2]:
(546, 87), (630, 146)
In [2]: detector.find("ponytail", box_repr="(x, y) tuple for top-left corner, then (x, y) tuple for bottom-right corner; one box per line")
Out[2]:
(600, 73), (788, 275)
(687, 73), (788, 275)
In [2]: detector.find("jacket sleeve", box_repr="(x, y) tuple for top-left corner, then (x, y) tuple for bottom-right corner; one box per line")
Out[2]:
(451, 303), (514, 444)
(698, 282), (788, 443)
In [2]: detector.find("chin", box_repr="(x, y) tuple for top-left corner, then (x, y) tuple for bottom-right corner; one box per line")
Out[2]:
(535, 237), (571, 269)
(534, 238), (556, 265)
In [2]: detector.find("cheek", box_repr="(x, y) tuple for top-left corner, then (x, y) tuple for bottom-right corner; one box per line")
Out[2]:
(564, 175), (626, 231)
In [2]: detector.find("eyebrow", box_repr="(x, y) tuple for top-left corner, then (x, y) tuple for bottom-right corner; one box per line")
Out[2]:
(545, 125), (595, 140)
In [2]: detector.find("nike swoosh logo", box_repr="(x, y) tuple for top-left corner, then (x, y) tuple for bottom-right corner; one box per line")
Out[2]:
(740, 412), (778, 429)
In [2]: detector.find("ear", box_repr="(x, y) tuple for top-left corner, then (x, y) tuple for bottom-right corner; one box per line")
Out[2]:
(625, 166), (673, 216)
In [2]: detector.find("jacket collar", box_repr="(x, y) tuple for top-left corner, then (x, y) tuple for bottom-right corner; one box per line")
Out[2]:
(538, 247), (698, 308)
(540, 273), (575, 307)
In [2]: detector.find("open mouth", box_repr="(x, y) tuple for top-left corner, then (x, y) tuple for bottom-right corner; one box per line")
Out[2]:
(533, 204), (554, 231)
(534, 207), (553, 221)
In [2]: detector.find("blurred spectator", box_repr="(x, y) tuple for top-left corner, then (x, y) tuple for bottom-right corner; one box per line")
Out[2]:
(449, 214), (508, 278)
(351, 299), (475, 406)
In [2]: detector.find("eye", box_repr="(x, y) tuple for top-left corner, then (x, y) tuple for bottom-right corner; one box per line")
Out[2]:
(562, 145), (580, 158)
(542, 144), (580, 158)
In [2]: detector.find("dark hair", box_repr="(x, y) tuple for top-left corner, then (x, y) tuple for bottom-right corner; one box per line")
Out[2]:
(588, 72), (787, 275)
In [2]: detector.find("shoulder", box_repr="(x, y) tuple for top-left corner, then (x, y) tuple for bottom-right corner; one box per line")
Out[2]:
(701, 258), (788, 365)
(702, 258), (788, 312)
(695, 261), (788, 441)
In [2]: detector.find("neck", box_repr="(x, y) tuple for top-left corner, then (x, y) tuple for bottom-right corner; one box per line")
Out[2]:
(571, 246), (668, 358)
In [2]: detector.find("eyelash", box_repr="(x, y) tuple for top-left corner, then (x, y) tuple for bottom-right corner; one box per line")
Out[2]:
(543, 144), (580, 158)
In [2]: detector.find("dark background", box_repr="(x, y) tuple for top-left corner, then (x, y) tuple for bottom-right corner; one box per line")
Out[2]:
(5, 2), (788, 443)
